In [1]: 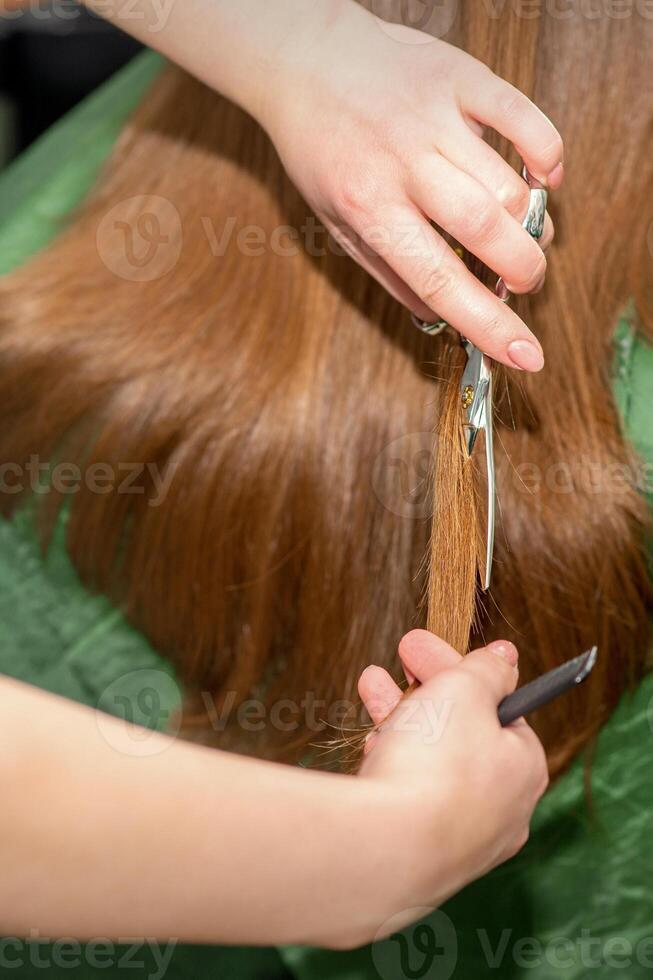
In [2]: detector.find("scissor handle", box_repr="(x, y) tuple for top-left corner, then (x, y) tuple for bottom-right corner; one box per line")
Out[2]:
(496, 168), (548, 301)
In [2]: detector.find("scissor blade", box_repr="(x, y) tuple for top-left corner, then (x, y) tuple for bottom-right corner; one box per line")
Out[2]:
(468, 391), (495, 591)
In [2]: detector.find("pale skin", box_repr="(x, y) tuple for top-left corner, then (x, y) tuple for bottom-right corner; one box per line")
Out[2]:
(81, 0), (563, 370)
(0, 633), (547, 949)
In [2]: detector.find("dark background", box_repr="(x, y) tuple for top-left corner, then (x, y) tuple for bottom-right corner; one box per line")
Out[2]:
(0, 1), (141, 167)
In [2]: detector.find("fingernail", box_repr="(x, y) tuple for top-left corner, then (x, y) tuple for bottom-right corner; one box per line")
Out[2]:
(547, 162), (564, 189)
(495, 278), (510, 302)
(486, 640), (519, 667)
(507, 339), (545, 372)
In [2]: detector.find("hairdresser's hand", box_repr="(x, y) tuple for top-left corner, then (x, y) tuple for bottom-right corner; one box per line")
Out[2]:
(357, 630), (548, 932)
(260, 1), (561, 371)
(81, 0), (560, 368)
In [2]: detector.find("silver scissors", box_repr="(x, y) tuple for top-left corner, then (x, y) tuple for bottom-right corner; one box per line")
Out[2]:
(412, 167), (547, 591)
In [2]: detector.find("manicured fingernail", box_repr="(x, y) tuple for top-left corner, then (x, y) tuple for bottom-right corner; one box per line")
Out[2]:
(495, 278), (510, 302)
(507, 339), (545, 372)
(547, 162), (564, 189)
(486, 640), (519, 667)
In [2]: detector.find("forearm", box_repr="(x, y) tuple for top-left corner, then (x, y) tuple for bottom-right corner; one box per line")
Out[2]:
(0, 675), (402, 948)
(81, 0), (361, 126)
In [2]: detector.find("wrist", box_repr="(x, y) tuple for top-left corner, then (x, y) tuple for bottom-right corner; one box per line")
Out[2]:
(325, 777), (449, 949)
(253, 0), (368, 136)
(295, 774), (414, 950)
(356, 773), (473, 927)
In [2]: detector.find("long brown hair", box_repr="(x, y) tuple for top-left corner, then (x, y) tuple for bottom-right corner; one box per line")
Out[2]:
(0, 4), (651, 773)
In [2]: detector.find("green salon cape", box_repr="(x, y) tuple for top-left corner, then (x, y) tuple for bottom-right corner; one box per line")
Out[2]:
(1, 53), (653, 980)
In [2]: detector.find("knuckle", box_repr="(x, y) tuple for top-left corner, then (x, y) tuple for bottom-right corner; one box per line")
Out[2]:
(335, 172), (380, 221)
(418, 256), (456, 310)
(466, 197), (504, 248)
(499, 178), (531, 220)
(510, 247), (547, 293)
(473, 63), (496, 89)
(497, 85), (530, 125)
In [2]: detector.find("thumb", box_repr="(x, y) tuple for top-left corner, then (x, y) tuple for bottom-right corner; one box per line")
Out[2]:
(459, 641), (520, 704)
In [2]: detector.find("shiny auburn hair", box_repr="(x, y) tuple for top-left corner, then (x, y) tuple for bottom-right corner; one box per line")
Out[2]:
(0, 3), (651, 774)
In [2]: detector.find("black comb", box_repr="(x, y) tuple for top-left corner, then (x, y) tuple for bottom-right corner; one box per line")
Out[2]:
(498, 647), (598, 727)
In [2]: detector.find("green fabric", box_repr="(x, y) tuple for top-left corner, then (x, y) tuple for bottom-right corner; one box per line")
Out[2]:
(0, 506), (178, 716)
(1, 51), (653, 980)
(0, 52), (163, 271)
